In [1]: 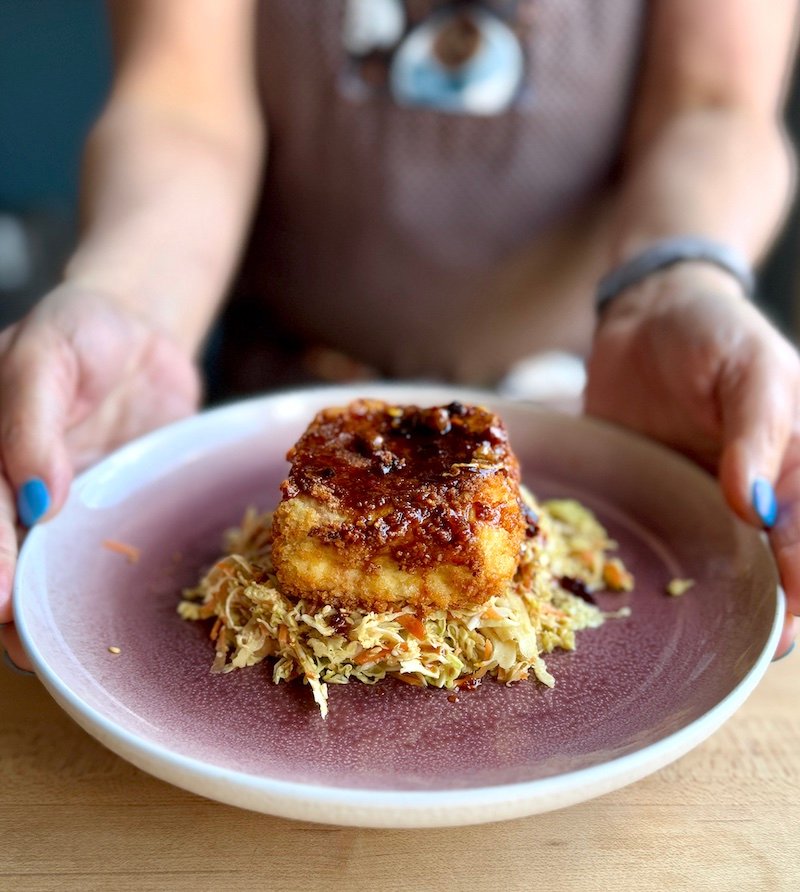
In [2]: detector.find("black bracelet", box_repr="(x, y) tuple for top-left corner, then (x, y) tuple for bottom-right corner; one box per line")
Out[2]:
(596, 236), (756, 314)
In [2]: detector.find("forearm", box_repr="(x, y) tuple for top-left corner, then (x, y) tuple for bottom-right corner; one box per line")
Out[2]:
(64, 98), (264, 355)
(609, 106), (794, 270)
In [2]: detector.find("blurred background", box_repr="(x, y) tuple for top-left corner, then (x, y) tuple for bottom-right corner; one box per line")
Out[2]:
(1, 1), (799, 336)
(0, 1), (109, 326)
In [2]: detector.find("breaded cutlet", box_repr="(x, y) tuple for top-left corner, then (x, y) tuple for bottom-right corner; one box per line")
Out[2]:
(271, 399), (527, 612)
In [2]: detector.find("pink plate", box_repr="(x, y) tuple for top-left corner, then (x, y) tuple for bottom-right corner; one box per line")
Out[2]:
(14, 384), (783, 827)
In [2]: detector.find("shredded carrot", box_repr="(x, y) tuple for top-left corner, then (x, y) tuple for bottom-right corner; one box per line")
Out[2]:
(540, 603), (568, 620)
(481, 606), (503, 621)
(397, 614), (426, 640)
(354, 646), (393, 665)
(212, 558), (235, 577)
(393, 672), (424, 687)
(482, 638), (494, 661)
(456, 673), (478, 687)
(197, 602), (217, 620)
(209, 617), (223, 642)
(603, 558), (634, 591)
(102, 539), (141, 564)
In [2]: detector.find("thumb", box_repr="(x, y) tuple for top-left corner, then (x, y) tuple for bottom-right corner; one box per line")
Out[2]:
(0, 328), (79, 527)
(717, 348), (796, 530)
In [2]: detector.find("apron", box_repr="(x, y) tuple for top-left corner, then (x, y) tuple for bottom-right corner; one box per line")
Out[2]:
(227, 0), (645, 390)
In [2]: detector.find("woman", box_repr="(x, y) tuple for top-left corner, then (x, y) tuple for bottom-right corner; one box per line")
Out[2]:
(1, 0), (799, 668)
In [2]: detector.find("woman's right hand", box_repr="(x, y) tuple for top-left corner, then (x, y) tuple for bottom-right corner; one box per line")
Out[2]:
(0, 284), (202, 669)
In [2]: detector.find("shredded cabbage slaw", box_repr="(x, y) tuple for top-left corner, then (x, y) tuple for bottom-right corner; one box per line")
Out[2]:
(179, 490), (632, 718)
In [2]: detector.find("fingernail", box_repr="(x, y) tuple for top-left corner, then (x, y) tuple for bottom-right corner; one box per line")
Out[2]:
(772, 640), (796, 662)
(17, 478), (50, 528)
(751, 477), (778, 529)
(2, 649), (35, 676)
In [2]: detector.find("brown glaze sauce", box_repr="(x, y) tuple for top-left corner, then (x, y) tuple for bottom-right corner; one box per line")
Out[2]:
(281, 400), (523, 572)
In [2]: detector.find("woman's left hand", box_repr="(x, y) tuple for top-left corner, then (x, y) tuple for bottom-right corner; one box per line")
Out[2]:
(585, 263), (799, 656)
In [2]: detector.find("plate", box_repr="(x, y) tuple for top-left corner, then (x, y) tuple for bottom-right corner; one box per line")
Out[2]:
(14, 384), (783, 827)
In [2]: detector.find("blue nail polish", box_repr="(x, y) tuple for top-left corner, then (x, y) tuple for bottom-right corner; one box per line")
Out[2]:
(17, 478), (50, 528)
(771, 640), (796, 662)
(2, 649), (35, 677)
(751, 477), (778, 529)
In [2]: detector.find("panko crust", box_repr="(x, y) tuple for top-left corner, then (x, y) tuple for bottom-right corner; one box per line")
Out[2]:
(271, 400), (527, 612)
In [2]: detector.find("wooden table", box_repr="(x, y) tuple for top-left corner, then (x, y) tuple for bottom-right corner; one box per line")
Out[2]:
(1, 654), (798, 892)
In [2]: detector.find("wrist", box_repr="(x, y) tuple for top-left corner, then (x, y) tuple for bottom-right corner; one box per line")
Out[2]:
(597, 262), (751, 324)
(60, 264), (209, 358)
(50, 277), (202, 359)
(596, 236), (755, 316)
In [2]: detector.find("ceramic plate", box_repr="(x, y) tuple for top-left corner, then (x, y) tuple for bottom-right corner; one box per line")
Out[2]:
(14, 384), (783, 827)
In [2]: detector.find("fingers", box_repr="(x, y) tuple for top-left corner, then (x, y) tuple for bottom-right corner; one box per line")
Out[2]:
(0, 475), (19, 624)
(773, 614), (797, 659)
(717, 345), (798, 529)
(717, 342), (800, 645)
(0, 325), (78, 624)
(1, 624), (34, 673)
(0, 326), (77, 525)
(767, 443), (800, 619)
(712, 336), (799, 653)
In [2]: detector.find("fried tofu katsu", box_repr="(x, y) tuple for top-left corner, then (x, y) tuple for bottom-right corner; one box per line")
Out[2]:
(271, 399), (527, 612)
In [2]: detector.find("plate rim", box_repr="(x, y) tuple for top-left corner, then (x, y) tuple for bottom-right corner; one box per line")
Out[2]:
(13, 383), (786, 827)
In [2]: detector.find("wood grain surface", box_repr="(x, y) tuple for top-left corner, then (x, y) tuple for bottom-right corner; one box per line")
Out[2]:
(1, 653), (798, 892)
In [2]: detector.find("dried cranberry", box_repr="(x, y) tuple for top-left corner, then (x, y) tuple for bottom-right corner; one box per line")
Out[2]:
(522, 503), (539, 537)
(558, 576), (595, 604)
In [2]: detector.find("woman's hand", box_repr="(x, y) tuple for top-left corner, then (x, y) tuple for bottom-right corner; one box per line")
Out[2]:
(585, 264), (800, 656)
(0, 284), (202, 669)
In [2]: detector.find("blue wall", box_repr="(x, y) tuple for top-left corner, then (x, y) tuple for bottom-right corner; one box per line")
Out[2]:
(0, 0), (111, 211)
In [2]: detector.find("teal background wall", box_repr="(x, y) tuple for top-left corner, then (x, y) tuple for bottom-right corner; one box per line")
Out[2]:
(0, 0), (111, 211)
